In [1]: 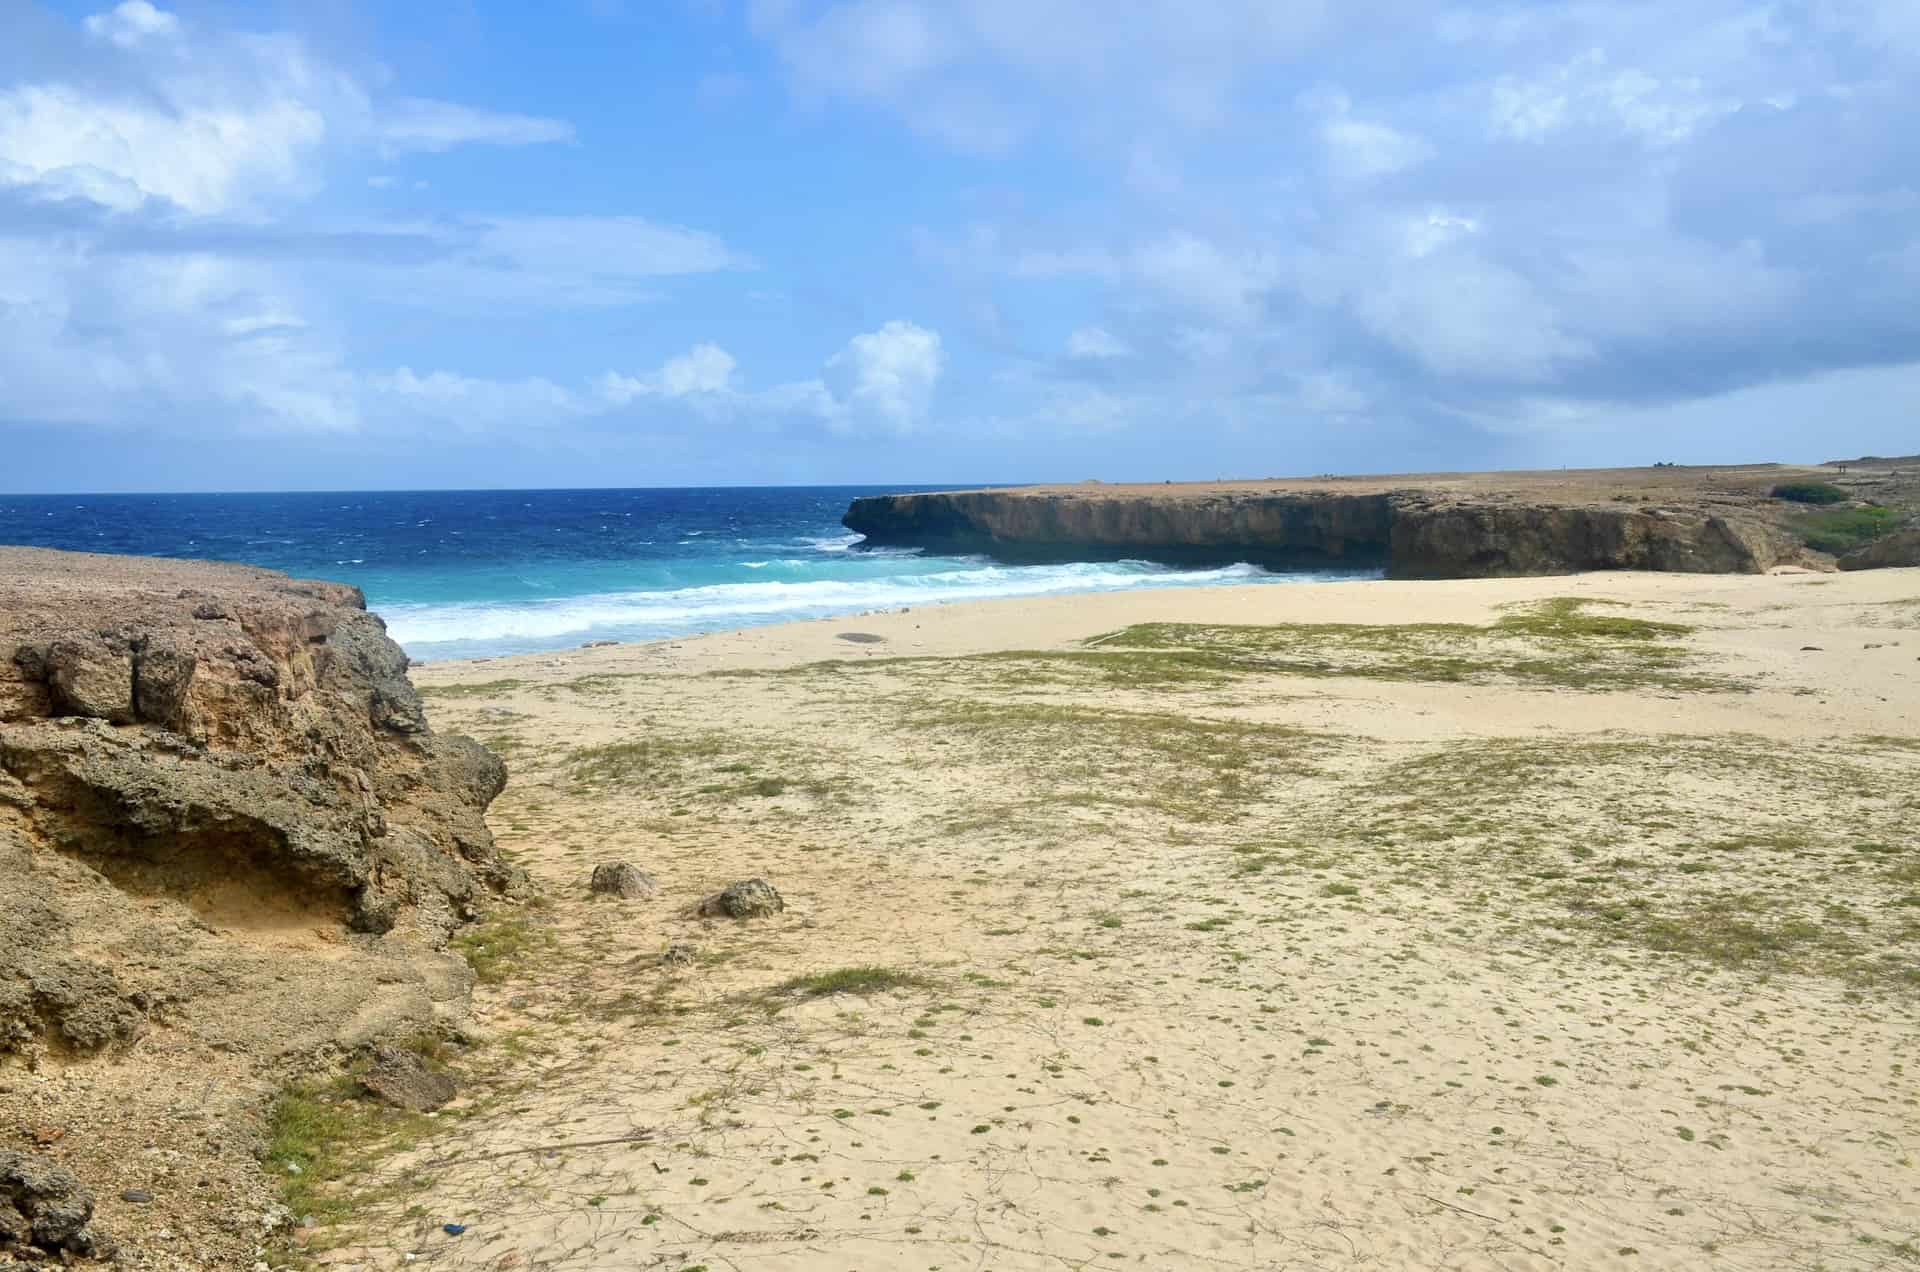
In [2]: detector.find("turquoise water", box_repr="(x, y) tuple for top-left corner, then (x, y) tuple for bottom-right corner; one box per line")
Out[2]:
(0, 487), (1378, 661)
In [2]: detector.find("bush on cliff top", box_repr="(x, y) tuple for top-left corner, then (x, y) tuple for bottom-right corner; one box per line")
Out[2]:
(1771, 482), (1848, 505)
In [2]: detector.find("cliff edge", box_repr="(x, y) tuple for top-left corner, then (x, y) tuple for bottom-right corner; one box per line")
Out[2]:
(0, 547), (524, 1267)
(845, 460), (1920, 577)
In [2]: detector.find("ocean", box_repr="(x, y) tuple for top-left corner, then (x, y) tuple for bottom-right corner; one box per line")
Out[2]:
(0, 487), (1376, 661)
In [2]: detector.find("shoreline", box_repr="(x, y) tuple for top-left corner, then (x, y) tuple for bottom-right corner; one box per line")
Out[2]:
(383, 556), (1378, 664)
(409, 567), (1920, 739)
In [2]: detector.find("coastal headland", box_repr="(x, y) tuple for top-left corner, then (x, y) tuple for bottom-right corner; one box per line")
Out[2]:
(844, 458), (1920, 576)
(3, 543), (1917, 1271)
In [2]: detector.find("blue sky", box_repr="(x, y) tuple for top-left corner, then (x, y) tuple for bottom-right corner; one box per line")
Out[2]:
(2, 0), (1916, 491)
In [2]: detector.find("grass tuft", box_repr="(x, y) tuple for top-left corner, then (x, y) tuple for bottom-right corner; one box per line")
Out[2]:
(450, 910), (553, 985)
(771, 966), (935, 1000)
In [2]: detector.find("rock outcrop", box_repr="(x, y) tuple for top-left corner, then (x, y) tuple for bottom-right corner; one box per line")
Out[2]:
(839, 463), (1913, 577)
(0, 547), (524, 1059)
(0, 546), (528, 1264)
(1384, 496), (1798, 578)
(1838, 527), (1920, 571)
(0, 1150), (109, 1262)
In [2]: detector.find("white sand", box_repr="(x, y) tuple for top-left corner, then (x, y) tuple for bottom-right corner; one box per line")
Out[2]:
(319, 568), (1920, 1271)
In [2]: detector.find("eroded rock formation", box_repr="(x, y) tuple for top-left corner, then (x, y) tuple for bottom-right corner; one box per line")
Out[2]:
(0, 546), (524, 1059)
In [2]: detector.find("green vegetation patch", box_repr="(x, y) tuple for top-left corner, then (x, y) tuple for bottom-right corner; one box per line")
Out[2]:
(1771, 482), (1848, 505)
(263, 1070), (441, 1244)
(1089, 597), (1732, 693)
(1798, 505), (1897, 555)
(450, 909), (554, 984)
(569, 732), (735, 784)
(1336, 732), (1920, 990)
(568, 730), (847, 804)
(885, 698), (1323, 823)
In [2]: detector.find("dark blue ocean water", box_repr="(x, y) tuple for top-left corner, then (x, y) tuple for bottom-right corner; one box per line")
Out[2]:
(0, 487), (1371, 661)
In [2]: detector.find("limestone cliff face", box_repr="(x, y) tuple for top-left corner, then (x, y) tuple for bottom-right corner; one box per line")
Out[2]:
(844, 487), (1804, 577)
(1385, 498), (1795, 578)
(844, 490), (1395, 565)
(0, 547), (523, 1060)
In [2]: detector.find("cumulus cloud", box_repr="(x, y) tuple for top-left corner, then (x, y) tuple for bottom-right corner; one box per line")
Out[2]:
(0, 79), (332, 215)
(0, 4), (572, 218)
(827, 320), (945, 432)
(599, 343), (742, 404)
(588, 323), (945, 435)
(83, 0), (177, 48)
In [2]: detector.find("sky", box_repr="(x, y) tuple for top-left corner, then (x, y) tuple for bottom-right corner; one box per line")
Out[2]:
(1, 0), (1917, 492)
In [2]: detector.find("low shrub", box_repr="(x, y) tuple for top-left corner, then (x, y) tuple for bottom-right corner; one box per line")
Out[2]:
(1771, 482), (1847, 505)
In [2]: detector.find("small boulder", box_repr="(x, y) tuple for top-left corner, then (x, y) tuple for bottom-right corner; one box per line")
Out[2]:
(0, 1149), (109, 1260)
(696, 878), (784, 920)
(589, 863), (658, 900)
(359, 1045), (458, 1113)
(43, 636), (134, 723)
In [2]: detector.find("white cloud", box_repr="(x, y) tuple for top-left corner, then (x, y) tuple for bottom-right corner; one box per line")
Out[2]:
(0, 4), (573, 218)
(826, 320), (945, 432)
(660, 343), (739, 395)
(1490, 50), (1737, 146)
(599, 343), (741, 403)
(749, 0), (1352, 154)
(83, 1), (178, 48)
(380, 98), (575, 152)
(0, 236), (359, 433)
(0, 81), (331, 214)
(0, 4), (747, 446)
(1066, 326), (1131, 359)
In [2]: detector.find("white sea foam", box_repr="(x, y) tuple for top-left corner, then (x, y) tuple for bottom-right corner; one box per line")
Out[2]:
(383, 559), (1358, 658)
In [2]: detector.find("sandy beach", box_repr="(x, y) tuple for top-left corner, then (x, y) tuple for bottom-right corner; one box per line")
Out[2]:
(310, 568), (1917, 1271)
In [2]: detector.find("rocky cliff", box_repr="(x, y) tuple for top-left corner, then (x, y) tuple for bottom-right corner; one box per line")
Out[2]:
(841, 463), (1916, 577)
(0, 547), (524, 1266)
